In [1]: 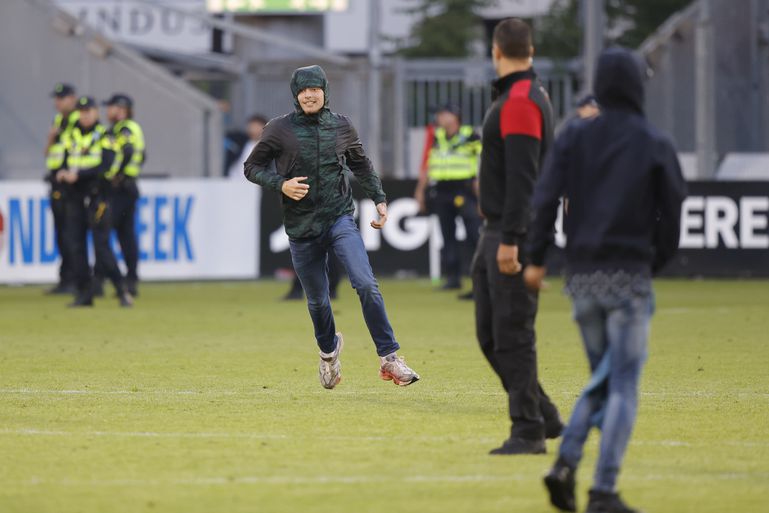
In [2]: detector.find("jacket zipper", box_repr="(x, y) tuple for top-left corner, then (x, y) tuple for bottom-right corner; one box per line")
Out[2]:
(315, 124), (320, 205)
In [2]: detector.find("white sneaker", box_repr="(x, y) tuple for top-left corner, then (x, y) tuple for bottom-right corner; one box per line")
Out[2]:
(379, 353), (420, 386)
(319, 332), (343, 389)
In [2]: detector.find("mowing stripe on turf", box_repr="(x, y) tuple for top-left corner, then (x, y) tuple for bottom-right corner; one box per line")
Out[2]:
(1, 388), (767, 398)
(2, 428), (769, 447)
(6, 471), (769, 488)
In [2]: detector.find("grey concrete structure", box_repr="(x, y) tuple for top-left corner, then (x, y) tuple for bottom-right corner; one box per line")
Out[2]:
(0, 0), (223, 179)
(641, 0), (769, 178)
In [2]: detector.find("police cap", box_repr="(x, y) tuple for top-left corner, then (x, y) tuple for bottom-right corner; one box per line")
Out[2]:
(102, 93), (133, 108)
(50, 83), (76, 98)
(76, 96), (97, 109)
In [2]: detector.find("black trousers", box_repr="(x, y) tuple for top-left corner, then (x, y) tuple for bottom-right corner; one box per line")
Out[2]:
(111, 179), (140, 282)
(430, 181), (482, 283)
(471, 228), (559, 440)
(49, 182), (73, 285)
(64, 190), (124, 297)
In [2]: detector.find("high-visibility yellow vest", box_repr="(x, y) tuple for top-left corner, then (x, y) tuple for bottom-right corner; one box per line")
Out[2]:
(427, 125), (481, 181)
(46, 110), (80, 171)
(62, 124), (112, 172)
(107, 118), (145, 178)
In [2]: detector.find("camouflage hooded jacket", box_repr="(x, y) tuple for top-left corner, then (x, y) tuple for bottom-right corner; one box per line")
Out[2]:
(244, 65), (386, 239)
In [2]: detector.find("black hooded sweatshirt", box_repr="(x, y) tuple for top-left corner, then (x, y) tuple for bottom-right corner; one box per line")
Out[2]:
(527, 47), (687, 274)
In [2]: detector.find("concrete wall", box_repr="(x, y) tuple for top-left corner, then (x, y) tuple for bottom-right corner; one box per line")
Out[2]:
(0, 0), (223, 179)
(643, 0), (769, 158)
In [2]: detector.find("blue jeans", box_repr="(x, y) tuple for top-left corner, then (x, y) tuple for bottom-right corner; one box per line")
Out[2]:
(558, 289), (654, 492)
(289, 215), (400, 357)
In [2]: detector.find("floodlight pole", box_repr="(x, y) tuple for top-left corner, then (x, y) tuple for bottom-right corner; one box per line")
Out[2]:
(368, 0), (382, 173)
(582, 0), (605, 95)
(695, 0), (716, 178)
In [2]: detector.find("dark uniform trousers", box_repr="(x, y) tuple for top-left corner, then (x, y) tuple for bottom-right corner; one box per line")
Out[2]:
(49, 181), (73, 285)
(431, 180), (482, 282)
(471, 228), (560, 440)
(110, 178), (140, 282)
(64, 189), (125, 296)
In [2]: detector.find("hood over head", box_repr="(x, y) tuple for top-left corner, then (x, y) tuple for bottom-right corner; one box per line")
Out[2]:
(594, 47), (645, 114)
(290, 65), (329, 112)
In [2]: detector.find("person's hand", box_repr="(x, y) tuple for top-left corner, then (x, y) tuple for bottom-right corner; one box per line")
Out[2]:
(523, 265), (547, 291)
(56, 170), (77, 184)
(281, 176), (309, 201)
(64, 170), (79, 184)
(414, 188), (426, 214)
(371, 202), (388, 229)
(497, 243), (522, 275)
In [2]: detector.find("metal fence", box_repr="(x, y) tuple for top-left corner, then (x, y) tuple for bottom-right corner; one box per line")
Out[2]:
(390, 57), (580, 177)
(395, 58), (580, 128)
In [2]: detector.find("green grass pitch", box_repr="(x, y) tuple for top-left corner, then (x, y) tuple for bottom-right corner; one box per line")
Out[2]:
(1, 279), (768, 513)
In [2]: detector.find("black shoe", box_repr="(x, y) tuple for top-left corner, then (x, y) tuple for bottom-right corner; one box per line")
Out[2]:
(544, 458), (577, 512)
(45, 283), (76, 295)
(545, 416), (565, 439)
(68, 294), (94, 307)
(441, 280), (461, 290)
(126, 279), (138, 297)
(585, 489), (640, 513)
(489, 436), (546, 455)
(457, 290), (474, 300)
(118, 291), (134, 308)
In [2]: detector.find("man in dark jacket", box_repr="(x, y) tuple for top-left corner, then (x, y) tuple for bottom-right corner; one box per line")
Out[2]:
(244, 65), (420, 389)
(473, 17), (563, 456)
(525, 48), (686, 513)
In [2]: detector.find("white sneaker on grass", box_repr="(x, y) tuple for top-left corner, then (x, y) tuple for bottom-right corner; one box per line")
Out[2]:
(379, 353), (420, 386)
(319, 332), (344, 389)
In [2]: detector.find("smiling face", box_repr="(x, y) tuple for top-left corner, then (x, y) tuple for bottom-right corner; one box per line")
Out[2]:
(297, 87), (324, 115)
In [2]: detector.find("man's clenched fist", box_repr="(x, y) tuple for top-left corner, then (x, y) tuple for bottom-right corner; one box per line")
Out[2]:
(281, 176), (309, 201)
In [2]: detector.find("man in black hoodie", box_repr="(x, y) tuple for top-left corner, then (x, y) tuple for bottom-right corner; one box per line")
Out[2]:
(525, 48), (686, 513)
(473, 18), (563, 456)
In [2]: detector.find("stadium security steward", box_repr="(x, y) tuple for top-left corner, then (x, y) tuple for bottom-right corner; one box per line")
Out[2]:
(44, 82), (79, 295)
(472, 18), (563, 455)
(414, 103), (482, 296)
(55, 96), (133, 308)
(103, 93), (146, 298)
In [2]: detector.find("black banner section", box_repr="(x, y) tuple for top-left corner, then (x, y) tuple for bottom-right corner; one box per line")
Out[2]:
(259, 179), (433, 277)
(260, 180), (769, 278)
(663, 181), (769, 277)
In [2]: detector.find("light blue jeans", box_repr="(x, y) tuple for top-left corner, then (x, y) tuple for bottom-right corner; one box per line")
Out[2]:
(558, 289), (654, 492)
(289, 215), (400, 357)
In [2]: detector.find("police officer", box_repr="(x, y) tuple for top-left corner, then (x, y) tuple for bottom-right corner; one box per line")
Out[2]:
(414, 104), (482, 294)
(45, 83), (79, 295)
(103, 93), (145, 297)
(56, 96), (132, 308)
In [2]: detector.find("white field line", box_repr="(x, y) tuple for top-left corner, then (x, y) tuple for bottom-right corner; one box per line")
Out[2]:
(1, 388), (767, 399)
(8, 471), (769, 488)
(1, 428), (769, 448)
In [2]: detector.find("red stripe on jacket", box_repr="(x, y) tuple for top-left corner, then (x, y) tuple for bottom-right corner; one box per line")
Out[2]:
(499, 79), (542, 140)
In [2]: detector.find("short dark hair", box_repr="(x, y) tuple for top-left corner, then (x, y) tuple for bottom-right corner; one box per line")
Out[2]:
(248, 114), (268, 125)
(492, 18), (533, 59)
